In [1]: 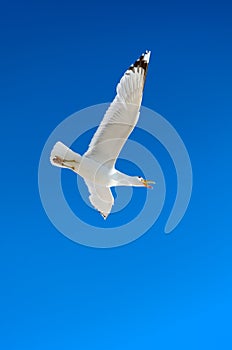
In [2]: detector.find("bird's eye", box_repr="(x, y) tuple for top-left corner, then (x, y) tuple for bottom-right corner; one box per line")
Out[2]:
(138, 176), (142, 179)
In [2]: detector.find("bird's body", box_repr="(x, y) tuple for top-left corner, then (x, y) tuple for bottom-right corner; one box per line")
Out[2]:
(50, 50), (155, 219)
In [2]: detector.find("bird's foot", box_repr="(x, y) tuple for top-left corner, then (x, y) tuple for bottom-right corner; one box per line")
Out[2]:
(52, 156), (63, 165)
(53, 156), (75, 170)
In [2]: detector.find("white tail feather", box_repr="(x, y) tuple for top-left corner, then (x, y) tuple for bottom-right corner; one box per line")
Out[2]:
(50, 141), (81, 171)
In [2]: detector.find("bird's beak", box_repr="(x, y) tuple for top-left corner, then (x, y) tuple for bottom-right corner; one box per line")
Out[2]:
(142, 180), (156, 189)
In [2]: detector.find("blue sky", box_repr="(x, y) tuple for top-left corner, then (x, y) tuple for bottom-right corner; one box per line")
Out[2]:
(1, 0), (232, 348)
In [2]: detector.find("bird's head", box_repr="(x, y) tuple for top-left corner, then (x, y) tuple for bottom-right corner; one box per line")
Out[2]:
(136, 176), (155, 189)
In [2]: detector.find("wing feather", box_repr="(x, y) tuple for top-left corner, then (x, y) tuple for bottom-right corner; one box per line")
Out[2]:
(84, 180), (114, 219)
(83, 51), (151, 168)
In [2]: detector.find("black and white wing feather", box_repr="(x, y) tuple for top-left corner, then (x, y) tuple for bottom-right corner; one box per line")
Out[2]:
(83, 51), (151, 169)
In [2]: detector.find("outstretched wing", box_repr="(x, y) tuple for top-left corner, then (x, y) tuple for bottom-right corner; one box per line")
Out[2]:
(83, 51), (151, 169)
(84, 180), (114, 219)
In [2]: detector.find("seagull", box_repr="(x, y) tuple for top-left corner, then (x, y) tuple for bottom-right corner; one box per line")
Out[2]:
(50, 50), (155, 219)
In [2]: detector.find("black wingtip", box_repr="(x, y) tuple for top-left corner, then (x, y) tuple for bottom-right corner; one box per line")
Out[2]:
(128, 51), (151, 73)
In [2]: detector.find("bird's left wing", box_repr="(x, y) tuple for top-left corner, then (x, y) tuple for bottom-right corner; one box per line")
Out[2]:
(83, 51), (151, 169)
(84, 180), (114, 219)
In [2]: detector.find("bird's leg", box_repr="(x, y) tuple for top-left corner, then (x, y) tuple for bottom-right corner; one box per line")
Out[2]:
(62, 163), (75, 170)
(52, 156), (77, 171)
(63, 159), (77, 163)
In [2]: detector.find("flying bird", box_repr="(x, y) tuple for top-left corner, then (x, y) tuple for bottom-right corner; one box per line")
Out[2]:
(50, 50), (155, 219)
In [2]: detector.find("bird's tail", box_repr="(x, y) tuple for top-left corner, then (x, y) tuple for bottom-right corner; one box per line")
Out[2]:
(50, 141), (81, 171)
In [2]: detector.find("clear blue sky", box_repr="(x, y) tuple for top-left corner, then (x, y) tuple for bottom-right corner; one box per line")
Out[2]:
(0, 0), (231, 349)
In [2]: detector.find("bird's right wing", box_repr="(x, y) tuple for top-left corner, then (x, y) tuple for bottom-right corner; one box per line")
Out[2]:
(83, 51), (151, 169)
(84, 180), (114, 219)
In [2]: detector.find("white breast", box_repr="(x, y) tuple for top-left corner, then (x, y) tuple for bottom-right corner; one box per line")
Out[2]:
(77, 156), (115, 186)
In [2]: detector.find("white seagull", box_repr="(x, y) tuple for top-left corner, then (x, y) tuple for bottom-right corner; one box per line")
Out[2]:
(50, 50), (155, 219)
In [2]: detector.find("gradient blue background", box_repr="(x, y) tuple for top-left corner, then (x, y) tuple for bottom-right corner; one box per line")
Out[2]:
(1, 0), (231, 348)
